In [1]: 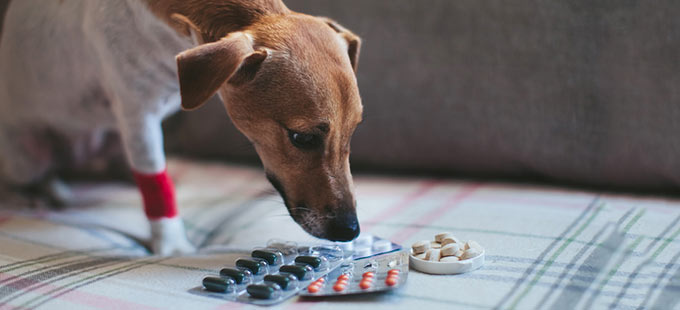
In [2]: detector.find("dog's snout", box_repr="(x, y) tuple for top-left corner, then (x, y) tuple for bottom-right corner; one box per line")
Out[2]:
(267, 171), (360, 242)
(325, 208), (360, 242)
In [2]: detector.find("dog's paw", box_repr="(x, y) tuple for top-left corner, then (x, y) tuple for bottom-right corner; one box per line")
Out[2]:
(0, 178), (71, 209)
(149, 217), (196, 256)
(40, 178), (73, 208)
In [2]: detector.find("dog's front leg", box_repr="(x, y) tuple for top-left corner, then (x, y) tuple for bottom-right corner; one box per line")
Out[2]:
(116, 114), (195, 255)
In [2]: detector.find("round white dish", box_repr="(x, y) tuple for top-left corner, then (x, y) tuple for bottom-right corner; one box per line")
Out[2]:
(409, 249), (485, 274)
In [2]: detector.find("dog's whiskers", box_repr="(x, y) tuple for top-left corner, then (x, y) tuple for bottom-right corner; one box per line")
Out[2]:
(287, 207), (313, 212)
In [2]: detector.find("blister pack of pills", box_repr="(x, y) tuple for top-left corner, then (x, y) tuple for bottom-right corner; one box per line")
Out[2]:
(190, 240), (348, 305)
(191, 235), (408, 306)
(299, 249), (409, 297)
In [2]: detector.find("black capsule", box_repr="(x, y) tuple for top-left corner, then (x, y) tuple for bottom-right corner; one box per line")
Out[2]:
(264, 274), (293, 290)
(219, 267), (246, 284)
(203, 276), (233, 293)
(236, 259), (265, 275)
(295, 256), (322, 269)
(252, 250), (279, 265)
(279, 265), (307, 280)
(247, 283), (278, 299)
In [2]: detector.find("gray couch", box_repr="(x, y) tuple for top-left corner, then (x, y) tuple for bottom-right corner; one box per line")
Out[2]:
(172, 1), (677, 192)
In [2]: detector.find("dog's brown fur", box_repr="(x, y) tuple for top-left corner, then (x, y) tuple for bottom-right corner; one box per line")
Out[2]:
(146, 0), (364, 240)
(146, 0), (288, 40)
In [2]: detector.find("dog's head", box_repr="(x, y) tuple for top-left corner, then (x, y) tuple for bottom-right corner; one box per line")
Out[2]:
(174, 13), (363, 241)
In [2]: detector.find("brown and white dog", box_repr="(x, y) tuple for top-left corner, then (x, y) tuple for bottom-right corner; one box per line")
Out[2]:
(0, 0), (363, 254)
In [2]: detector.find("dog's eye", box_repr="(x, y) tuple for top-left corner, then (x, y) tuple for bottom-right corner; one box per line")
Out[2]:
(288, 131), (322, 149)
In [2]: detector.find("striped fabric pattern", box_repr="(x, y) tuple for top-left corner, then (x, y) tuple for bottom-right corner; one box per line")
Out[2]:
(1, 159), (679, 310)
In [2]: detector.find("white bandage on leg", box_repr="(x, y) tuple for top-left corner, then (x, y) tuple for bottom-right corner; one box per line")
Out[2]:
(149, 216), (196, 255)
(116, 114), (194, 255)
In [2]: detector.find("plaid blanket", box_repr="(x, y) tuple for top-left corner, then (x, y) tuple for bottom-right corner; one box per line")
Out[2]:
(1, 159), (679, 310)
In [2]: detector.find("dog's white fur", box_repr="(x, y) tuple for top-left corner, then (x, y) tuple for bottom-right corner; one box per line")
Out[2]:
(0, 0), (195, 254)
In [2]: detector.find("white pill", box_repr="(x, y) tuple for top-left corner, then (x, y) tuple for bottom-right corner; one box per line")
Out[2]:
(336, 241), (354, 252)
(425, 249), (441, 261)
(441, 236), (461, 246)
(440, 256), (460, 263)
(440, 243), (461, 257)
(354, 246), (372, 257)
(461, 248), (482, 260)
(354, 234), (373, 246)
(430, 241), (442, 249)
(435, 232), (453, 243)
(372, 239), (392, 252)
(411, 240), (431, 254)
(465, 240), (483, 251)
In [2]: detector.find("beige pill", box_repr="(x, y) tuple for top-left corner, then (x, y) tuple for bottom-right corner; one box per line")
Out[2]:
(441, 235), (461, 246)
(425, 249), (441, 261)
(435, 232), (453, 243)
(440, 243), (461, 257)
(411, 240), (431, 254)
(414, 253), (427, 260)
(465, 240), (483, 251)
(454, 250), (465, 258)
(461, 248), (482, 260)
(440, 256), (460, 263)
(430, 241), (442, 249)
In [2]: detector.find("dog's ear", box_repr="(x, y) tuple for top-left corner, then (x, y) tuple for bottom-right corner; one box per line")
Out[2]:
(318, 17), (361, 72)
(176, 33), (268, 111)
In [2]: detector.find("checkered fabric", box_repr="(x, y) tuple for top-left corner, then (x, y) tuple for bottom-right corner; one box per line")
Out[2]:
(1, 159), (679, 310)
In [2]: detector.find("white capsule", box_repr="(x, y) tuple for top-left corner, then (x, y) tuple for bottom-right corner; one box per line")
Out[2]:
(440, 256), (460, 263)
(435, 232), (453, 243)
(425, 249), (441, 262)
(462, 248), (482, 260)
(440, 243), (461, 257)
(441, 235), (461, 246)
(411, 240), (431, 254)
(465, 240), (483, 251)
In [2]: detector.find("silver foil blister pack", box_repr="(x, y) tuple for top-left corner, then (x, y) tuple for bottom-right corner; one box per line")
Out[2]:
(191, 234), (407, 306)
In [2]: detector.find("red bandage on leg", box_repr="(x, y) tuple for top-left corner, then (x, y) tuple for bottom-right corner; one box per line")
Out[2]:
(133, 168), (178, 219)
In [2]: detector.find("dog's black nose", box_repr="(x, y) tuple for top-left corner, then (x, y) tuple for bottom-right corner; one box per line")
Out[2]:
(325, 212), (360, 242)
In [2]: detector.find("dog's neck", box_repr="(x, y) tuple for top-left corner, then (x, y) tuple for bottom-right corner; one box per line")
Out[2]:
(143, 0), (290, 41)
